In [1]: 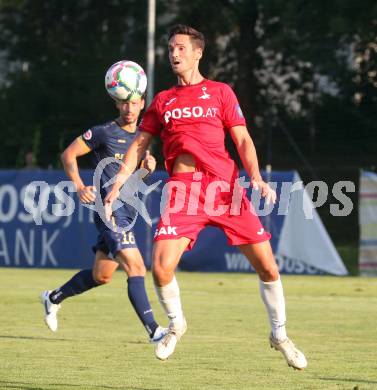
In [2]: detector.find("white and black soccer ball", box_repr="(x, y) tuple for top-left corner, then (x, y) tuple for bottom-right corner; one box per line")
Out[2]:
(105, 60), (147, 101)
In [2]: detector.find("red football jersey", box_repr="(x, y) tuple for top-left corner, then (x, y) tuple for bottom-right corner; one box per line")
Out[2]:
(139, 79), (246, 182)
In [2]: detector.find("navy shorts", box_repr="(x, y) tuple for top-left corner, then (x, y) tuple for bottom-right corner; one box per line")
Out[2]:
(92, 212), (138, 257)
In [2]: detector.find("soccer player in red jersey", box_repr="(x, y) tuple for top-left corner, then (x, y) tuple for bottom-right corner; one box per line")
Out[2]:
(105, 25), (307, 369)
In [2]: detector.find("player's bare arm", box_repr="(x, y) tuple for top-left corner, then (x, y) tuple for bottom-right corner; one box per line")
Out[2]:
(230, 125), (276, 204)
(104, 131), (153, 205)
(61, 137), (96, 203)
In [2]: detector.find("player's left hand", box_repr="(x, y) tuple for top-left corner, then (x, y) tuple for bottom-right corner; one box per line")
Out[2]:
(140, 150), (156, 174)
(103, 189), (120, 221)
(251, 179), (277, 205)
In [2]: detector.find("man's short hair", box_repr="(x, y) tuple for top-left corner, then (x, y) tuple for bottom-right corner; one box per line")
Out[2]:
(115, 94), (145, 103)
(168, 24), (205, 51)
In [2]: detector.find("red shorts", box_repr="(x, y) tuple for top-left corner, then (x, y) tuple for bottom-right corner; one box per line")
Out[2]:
(154, 172), (271, 250)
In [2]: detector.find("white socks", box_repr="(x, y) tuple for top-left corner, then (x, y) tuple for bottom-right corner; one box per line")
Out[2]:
(155, 276), (185, 328)
(259, 277), (287, 342)
(155, 275), (287, 340)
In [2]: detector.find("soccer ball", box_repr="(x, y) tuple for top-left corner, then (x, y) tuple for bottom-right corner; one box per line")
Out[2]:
(105, 60), (147, 101)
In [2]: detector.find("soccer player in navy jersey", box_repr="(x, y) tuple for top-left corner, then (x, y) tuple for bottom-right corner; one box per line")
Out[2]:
(40, 95), (166, 343)
(104, 25), (307, 369)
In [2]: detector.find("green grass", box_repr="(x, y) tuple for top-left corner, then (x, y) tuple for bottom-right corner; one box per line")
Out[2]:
(1, 269), (377, 390)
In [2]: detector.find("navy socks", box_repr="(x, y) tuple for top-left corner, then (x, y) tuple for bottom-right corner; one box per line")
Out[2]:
(48, 271), (158, 338)
(49, 269), (99, 304)
(127, 276), (158, 337)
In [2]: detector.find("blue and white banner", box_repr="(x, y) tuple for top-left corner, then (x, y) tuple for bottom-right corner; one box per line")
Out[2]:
(359, 170), (377, 276)
(0, 169), (347, 275)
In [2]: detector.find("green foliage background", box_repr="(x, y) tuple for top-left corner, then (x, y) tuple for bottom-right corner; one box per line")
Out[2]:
(0, 0), (376, 170)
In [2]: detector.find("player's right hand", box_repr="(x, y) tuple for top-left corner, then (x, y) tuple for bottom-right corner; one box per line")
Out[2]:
(77, 186), (97, 204)
(104, 189), (120, 221)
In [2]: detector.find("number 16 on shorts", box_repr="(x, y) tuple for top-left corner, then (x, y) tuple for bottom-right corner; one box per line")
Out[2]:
(122, 231), (136, 245)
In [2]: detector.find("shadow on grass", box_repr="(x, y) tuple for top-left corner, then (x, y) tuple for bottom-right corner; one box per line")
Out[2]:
(0, 381), (165, 390)
(0, 335), (70, 341)
(319, 377), (377, 385)
(123, 340), (146, 345)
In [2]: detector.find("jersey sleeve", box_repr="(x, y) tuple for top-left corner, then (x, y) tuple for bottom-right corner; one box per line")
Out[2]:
(81, 126), (103, 150)
(221, 84), (247, 130)
(139, 95), (163, 136)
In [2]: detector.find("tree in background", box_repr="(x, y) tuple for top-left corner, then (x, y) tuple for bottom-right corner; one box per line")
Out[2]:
(0, 0), (149, 167)
(159, 0), (377, 171)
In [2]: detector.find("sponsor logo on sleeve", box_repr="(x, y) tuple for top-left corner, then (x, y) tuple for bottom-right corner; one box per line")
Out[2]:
(83, 130), (92, 140)
(236, 104), (244, 118)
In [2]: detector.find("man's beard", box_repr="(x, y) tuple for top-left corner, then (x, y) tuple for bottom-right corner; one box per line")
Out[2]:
(121, 116), (136, 125)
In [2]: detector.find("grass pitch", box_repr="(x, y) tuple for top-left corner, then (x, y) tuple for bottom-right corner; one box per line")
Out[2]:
(0, 269), (376, 390)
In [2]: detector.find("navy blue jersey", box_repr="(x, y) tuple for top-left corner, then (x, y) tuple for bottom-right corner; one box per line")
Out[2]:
(81, 120), (141, 255)
(81, 120), (138, 200)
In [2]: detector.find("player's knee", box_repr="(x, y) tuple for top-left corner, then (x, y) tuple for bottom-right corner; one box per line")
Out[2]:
(127, 262), (146, 277)
(93, 273), (112, 285)
(152, 262), (173, 284)
(258, 263), (280, 282)
(152, 261), (163, 278)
